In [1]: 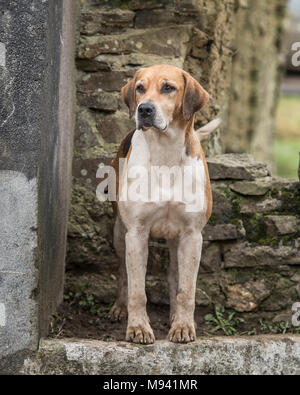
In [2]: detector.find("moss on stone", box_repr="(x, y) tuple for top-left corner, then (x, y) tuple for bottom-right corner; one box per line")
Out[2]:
(257, 237), (277, 246)
(281, 233), (299, 245)
(207, 213), (219, 225)
(226, 266), (284, 285)
(67, 179), (115, 266)
(279, 189), (300, 215)
(242, 214), (268, 244)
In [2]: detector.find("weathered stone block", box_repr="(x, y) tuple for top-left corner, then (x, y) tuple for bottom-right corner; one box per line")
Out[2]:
(135, 9), (178, 27)
(272, 312), (291, 323)
(72, 156), (111, 188)
(190, 28), (210, 59)
(20, 336), (300, 375)
(239, 198), (282, 214)
(226, 280), (271, 312)
(207, 154), (270, 180)
(77, 91), (120, 111)
(199, 242), (222, 273)
(211, 186), (232, 215)
(135, 7), (206, 29)
(95, 111), (135, 143)
(291, 273), (300, 283)
(80, 9), (135, 35)
(264, 215), (299, 236)
(74, 107), (101, 151)
(196, 274), (224, 306)
(66, 271), (118, 304)
(266, 176), (299, 192)
(78, 26), (192, 59)
(67, 180), (114, 267)
(261, 276), (299, 312)
(230, 180), (270, 196)
(224, 242), (300, 268)
(76, 53), (185, 72)
(77, 70), (135, 93)
(203, 224), (240, 241)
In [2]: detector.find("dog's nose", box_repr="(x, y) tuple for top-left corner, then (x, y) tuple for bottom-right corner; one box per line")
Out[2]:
(138, 102), (155, 118)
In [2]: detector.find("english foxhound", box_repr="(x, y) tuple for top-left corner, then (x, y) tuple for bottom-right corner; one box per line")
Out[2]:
(106, 65), (220, 344)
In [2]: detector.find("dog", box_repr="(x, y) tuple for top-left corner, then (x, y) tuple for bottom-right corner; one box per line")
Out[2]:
(106, 64), (219, 344)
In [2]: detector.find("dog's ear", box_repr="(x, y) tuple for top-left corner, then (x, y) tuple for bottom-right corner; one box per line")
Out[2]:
(122, 76), (137, 118)
(182, 72), (209, 121)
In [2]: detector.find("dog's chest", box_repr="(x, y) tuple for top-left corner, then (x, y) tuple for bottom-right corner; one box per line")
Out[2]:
(119, 129), (207, 238)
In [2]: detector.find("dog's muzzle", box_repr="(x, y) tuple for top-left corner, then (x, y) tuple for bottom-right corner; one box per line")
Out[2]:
(137, 102), (156, 129)
(137, 102), (168, 131)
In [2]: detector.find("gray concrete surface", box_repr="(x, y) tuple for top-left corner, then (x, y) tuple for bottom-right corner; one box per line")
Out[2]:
(20, 336), (300, 375)
(0, 172), (38, 359)
(0, 0), (76, 374)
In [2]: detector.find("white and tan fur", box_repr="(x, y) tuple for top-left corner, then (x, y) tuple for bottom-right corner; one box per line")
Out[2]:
(107, 65), (218, 344)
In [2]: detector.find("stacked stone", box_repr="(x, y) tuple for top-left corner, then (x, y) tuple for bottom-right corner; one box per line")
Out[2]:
(67, 152), (300, 320)
(69, 0), (239, 266)
(69, 0), (297, 321)
(146, 154), (300, 318)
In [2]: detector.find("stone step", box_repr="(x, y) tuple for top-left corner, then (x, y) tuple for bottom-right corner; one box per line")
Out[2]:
(20, 335), (300, 375)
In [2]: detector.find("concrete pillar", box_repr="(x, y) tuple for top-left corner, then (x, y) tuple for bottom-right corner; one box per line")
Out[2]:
(0, 0), (76, 373)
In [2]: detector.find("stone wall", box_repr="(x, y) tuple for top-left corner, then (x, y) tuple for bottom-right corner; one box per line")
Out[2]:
(146, 154), (300, 318)
(67, 153), (300, 324)
(67, 0), (298, 324)
(69, 0), (288, 267)
(69, 0), (239, 266)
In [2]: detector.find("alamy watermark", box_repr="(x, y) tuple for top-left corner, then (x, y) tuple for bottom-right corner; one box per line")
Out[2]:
(292, 302), (300, 327)
(95, 159), (206, 213)
(291, 42), (300, 67)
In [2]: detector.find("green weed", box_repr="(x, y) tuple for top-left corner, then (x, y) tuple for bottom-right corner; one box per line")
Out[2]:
(204, 304), (244, 336)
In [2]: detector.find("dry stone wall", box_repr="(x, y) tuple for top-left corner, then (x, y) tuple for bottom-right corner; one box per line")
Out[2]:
(68, 0), (298, 321)
(69, 0), (238, 266)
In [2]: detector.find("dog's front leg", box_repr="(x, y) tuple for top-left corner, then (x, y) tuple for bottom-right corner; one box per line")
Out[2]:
(125, 228), (155, 344)
(168, 231), (202, 343)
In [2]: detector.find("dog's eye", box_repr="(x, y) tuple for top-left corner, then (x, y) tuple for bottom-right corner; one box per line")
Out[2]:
(162, 84), (176, 93)
(136, 85), (145, 94)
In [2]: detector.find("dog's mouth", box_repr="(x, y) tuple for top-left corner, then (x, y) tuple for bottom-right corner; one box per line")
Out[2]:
(139, 122), (168, 132)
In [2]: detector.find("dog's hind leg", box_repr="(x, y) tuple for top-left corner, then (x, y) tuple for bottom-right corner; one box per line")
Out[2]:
(108, 215), (128, 321)
(167, 238), (179, 323)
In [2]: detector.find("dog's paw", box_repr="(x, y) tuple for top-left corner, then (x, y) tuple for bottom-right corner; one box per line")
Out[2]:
(168, 323), (196, 343)
(107, 303), (127, 322)
(126, 325), (155, 344)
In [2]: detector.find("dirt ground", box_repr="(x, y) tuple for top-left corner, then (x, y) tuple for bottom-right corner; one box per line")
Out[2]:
(48, 266), (300, 341)
(49, 270), (211, 341)
(49, 259), (220, 341)
(50, 301), (174, 341)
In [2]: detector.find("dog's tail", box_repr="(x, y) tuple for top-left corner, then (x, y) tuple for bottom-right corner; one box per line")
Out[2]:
(195, 118), (222, 141)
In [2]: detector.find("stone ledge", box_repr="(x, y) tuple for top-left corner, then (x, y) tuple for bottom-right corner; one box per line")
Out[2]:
(20, 336), (300, 375)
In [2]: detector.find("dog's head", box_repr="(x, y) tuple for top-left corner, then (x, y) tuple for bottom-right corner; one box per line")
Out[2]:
(122, 65), (209, 132)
